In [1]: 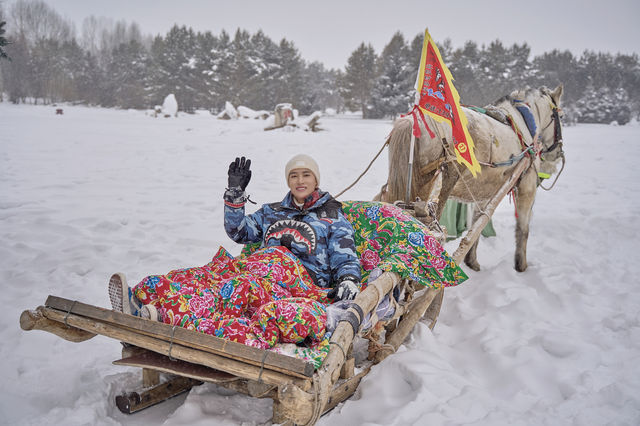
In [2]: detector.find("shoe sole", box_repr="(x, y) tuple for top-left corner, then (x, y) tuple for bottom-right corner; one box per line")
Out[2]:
(108, 273), (129, 314)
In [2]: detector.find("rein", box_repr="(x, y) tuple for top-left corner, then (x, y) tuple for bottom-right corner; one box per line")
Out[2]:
(538, 154), (565, 191)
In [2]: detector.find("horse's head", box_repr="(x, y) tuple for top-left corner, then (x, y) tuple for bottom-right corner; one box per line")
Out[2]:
(517, 85), (565, 163)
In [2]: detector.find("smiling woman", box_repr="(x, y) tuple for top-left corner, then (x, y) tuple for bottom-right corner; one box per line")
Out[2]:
(224, 154), (361, 295)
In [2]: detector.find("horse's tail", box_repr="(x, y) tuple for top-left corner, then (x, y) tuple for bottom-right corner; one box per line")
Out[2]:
(385, 117), (424, 203)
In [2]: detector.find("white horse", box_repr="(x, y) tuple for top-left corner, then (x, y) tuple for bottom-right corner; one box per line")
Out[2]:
(378, 85), (564, 272)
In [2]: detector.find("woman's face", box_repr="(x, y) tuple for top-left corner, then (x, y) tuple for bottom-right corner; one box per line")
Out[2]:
(288, 168), (317, 203)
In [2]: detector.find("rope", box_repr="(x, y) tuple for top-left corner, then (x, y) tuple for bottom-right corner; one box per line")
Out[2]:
(441, 138), (490, 219)
(257, 351), (269, 383)
(63, 300), (78, 327)
(329, 341), (347, 360)
(168, 325), (178, 361)
(538, 154), (566, 191)
(252, 384), (276, 398)
(335, 136), (389, 199)
(305, 376), (323, 426)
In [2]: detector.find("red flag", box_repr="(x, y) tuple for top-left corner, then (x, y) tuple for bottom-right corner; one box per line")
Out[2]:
(413, 29), (481, 177)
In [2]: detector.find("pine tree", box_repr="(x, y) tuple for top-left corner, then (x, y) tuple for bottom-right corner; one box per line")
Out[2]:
(275, 38), (305, 107)
(148, 25), (201, 113)
(229, 29), (255, 107)
(339, 42), (377, 118)
(208, 30), (234, 110)
(574, 85), (631, 124)
(299, 61), (340, 114)
(448, 41), (483, 105)
(194, 30), (218, 110)
(104, 39), (150, 108)
(246, 30), (280, 110)
(0, 21), (10, 60)
(370, 32), (413, 119)
(532, 50), (578, 102)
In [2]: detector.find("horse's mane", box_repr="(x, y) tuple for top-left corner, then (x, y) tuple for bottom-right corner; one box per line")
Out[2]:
(488, 87), (540, 108)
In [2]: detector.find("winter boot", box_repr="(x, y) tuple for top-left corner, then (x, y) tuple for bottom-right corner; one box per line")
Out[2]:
(108, 272), (143, 316)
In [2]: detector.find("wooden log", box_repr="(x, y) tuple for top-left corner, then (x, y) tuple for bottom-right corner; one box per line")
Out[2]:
(452, 156), (531, 264)
(373, 287), (440, 363)
(44, 296), (314, 378)
(40, 306), (311, 390)
(339, 357), (355, 380)
(20, 306), (96, 342)
(423, 288), (444, 330)
(115, 376), (200, 414)
(273, 272), (401, 425)
(324, 367), (371, 413)
(277, 381), (317, 425)
(143, 368), (160, 388)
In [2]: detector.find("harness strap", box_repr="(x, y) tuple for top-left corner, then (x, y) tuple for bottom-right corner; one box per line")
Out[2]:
(512, 99), (538, 137)
(505, 114), (528, 150)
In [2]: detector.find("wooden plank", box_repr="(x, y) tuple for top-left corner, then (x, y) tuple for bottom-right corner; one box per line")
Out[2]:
(115, 376), (199, 414)
(44, 295), (314, 378)
(113, 350), (239, 384)
(40, 306), (311, 389)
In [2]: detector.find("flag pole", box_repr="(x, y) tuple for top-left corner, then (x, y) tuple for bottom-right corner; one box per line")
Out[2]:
(405, 120), (416, 203)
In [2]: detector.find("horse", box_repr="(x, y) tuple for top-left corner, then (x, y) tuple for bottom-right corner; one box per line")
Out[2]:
(376, 85), (564, 272)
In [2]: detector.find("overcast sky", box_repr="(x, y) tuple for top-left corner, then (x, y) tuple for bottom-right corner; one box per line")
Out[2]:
(7, 0), (640, 69)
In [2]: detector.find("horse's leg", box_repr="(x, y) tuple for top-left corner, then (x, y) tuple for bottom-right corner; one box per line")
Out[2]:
(435, 162), (459, 220)
(514, 168), (538, 272)
(463, 204), (483, 271)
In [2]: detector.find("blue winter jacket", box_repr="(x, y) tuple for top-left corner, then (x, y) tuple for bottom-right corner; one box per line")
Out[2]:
(224, 190), (361, 288)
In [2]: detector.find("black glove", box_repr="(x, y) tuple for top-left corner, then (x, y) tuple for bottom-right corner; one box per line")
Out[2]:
(327, 276), (360, 301)
(227, 157), (252, 190)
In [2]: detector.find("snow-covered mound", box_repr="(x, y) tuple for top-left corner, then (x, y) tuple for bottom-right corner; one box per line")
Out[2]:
(162, 94), (178, 117)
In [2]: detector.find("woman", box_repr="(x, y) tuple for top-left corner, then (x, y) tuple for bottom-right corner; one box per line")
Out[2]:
(108, 154), (361, 351)
(223, 154), (361, 299)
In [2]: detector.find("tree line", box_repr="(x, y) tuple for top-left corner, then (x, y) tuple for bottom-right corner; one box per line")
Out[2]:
(1, 0), (638, 124)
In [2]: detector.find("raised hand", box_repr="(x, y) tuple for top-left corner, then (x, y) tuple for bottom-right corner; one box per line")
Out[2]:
(227, 156), (252, 190)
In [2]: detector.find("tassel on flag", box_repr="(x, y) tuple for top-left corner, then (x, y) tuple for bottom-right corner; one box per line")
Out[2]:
(412, 29), (481, 177)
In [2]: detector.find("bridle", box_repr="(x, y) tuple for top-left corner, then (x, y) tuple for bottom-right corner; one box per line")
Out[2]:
(536, 96), (565, 190)
(538, 98), (564, 161)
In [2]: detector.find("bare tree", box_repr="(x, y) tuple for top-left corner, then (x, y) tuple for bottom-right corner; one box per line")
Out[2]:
(9, 0), (74, 44)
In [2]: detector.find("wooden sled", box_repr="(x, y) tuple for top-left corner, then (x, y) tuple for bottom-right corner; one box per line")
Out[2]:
(20, 269), (443, 425)
(18, 155), (523, 424)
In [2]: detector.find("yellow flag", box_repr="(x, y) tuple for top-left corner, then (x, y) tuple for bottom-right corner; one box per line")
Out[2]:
(413, 29), (481, 176)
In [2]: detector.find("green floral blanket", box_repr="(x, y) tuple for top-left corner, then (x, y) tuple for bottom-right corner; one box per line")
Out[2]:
(342, 201), (468, 288)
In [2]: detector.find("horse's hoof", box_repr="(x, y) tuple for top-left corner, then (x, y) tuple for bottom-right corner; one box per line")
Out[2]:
(465, 260), (481, 271)
(515, 263), (527, 272)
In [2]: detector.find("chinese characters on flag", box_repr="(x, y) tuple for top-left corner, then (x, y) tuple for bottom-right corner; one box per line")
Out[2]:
(413, 29), (481, 177)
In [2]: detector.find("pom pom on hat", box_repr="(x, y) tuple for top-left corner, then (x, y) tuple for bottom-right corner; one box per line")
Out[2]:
(285, 154), (320, 185)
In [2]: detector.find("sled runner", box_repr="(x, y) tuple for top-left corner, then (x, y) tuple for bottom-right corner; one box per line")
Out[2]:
(20, 200), (463, 425)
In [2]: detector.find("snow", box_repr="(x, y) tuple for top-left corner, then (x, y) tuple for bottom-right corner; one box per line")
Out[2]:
(237, 106), (270, 120)
(1, 103), (639, 425)
(162, 94), (178, 117)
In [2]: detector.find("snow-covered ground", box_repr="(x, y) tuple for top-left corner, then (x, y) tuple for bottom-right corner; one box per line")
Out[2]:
(1, 103), (638, 425)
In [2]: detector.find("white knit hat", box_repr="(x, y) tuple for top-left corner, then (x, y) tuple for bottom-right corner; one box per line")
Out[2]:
(285, 154), (320, 186)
